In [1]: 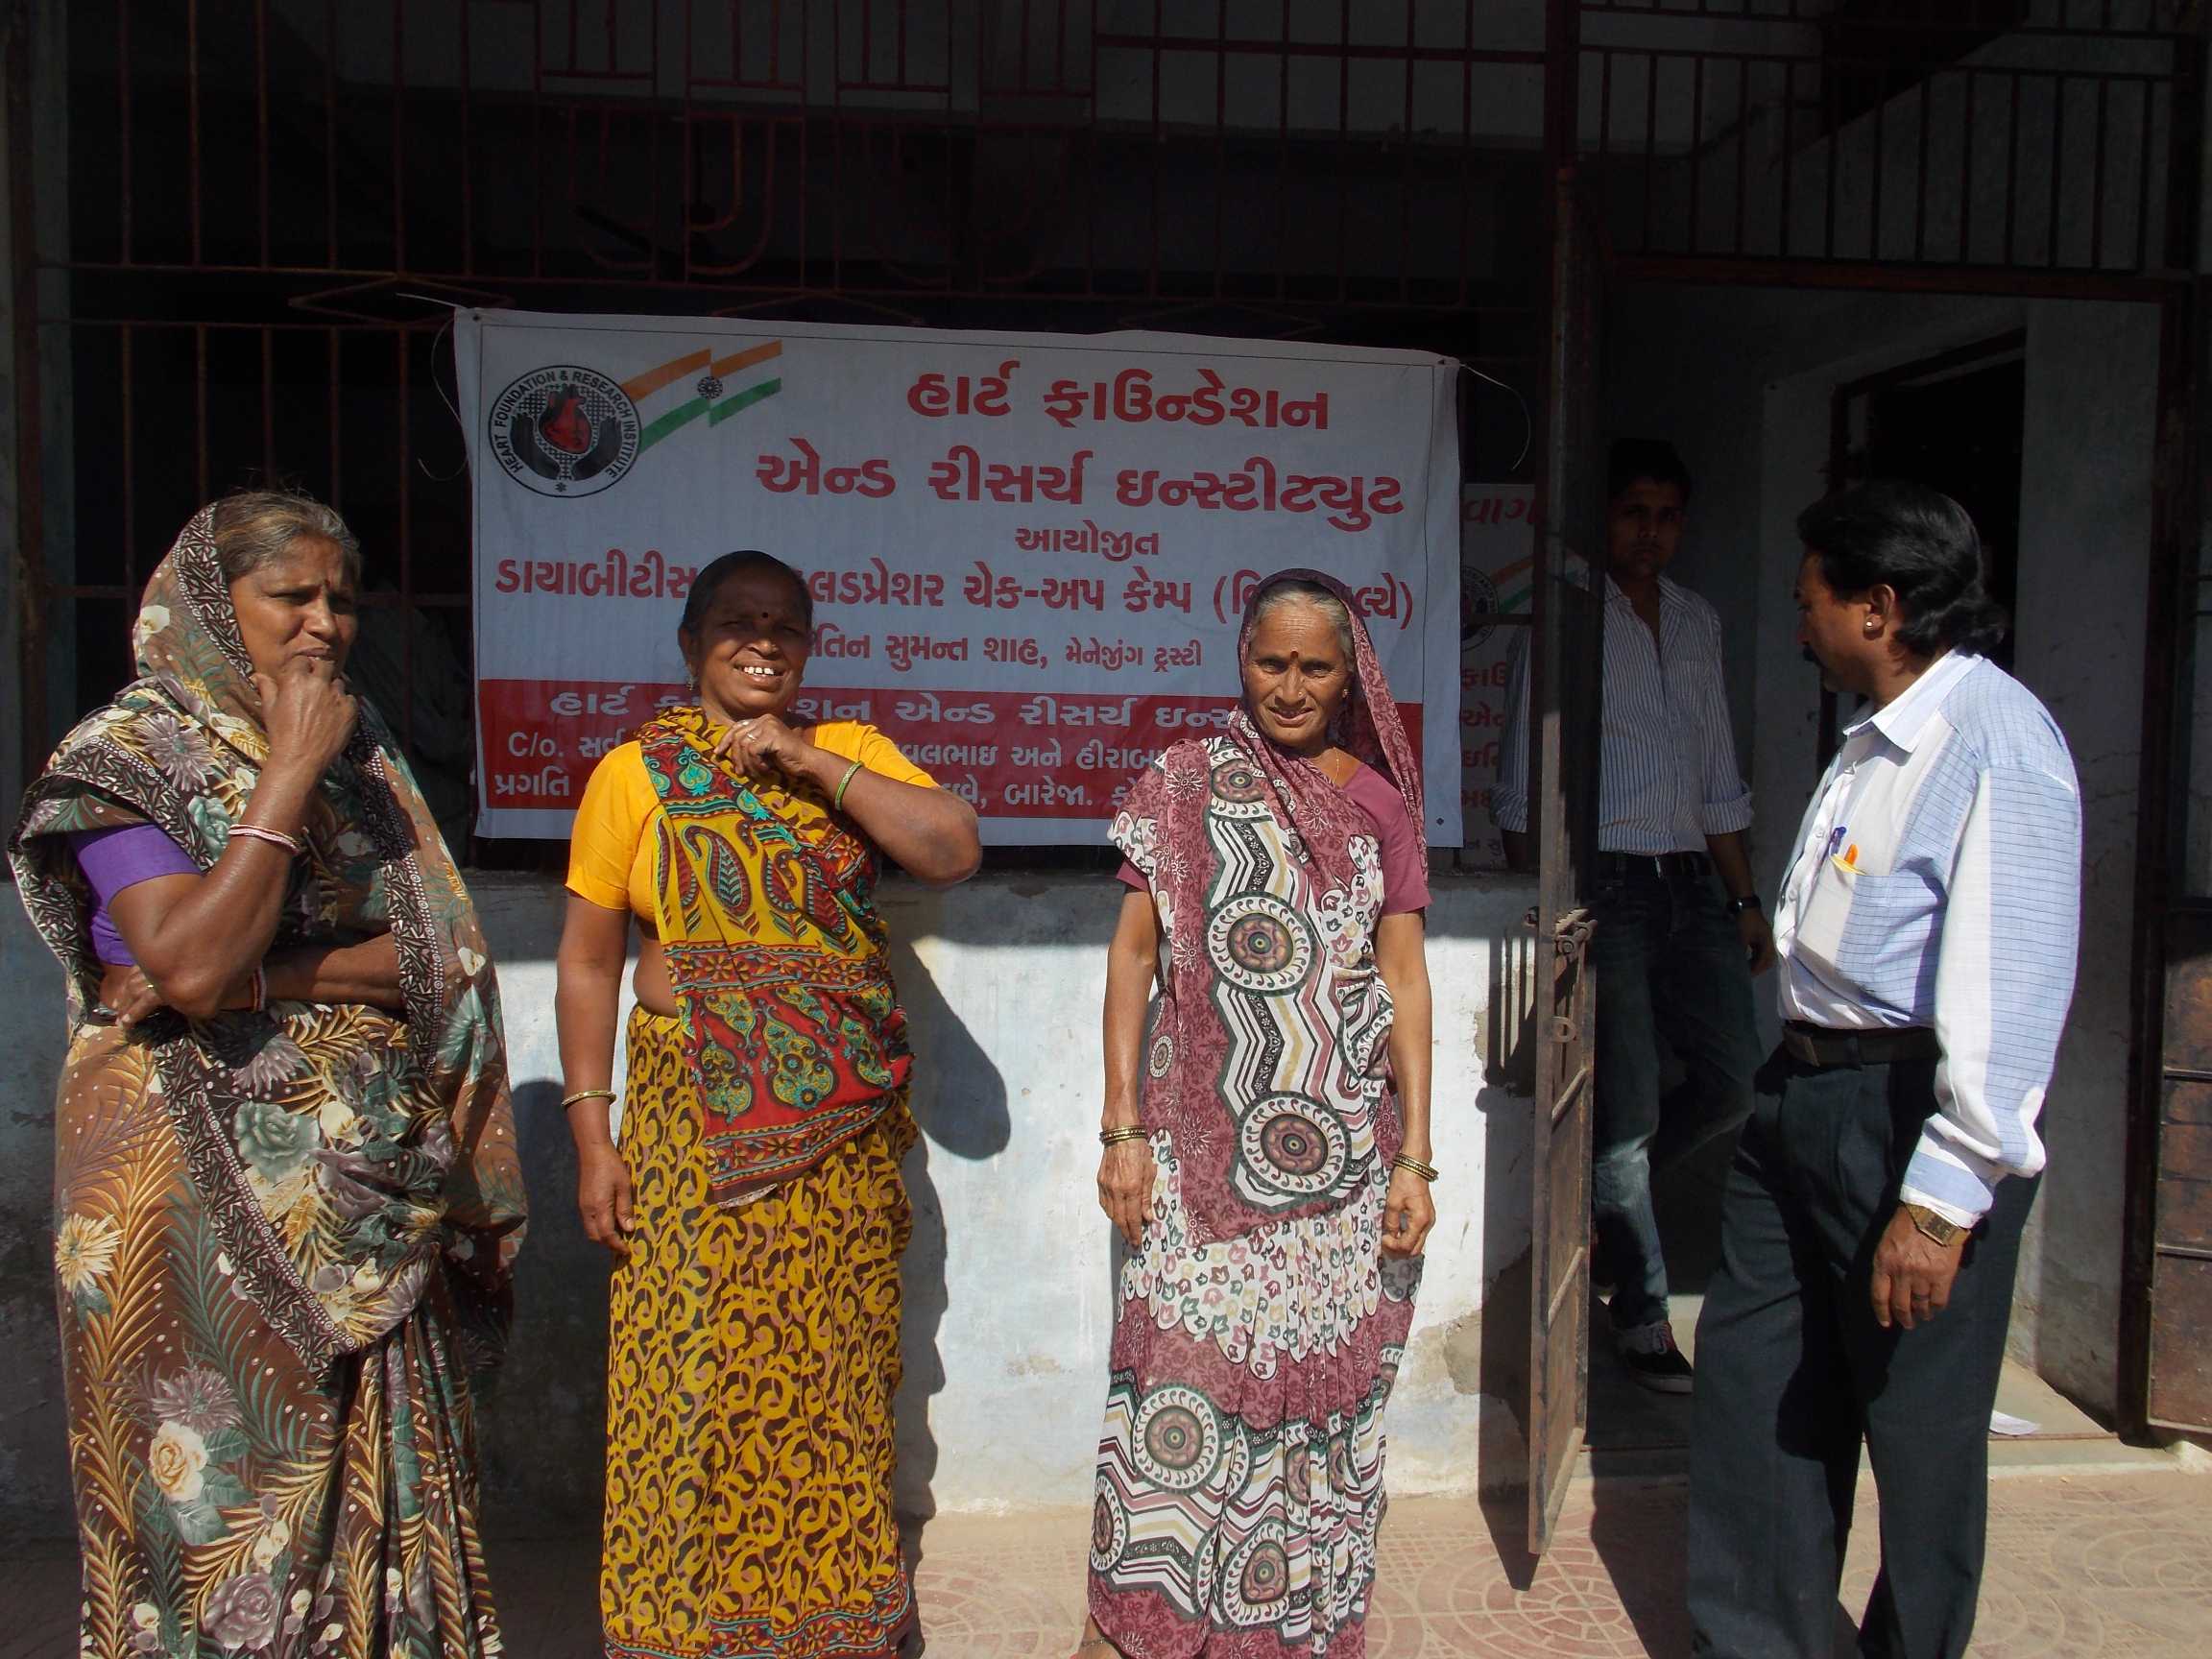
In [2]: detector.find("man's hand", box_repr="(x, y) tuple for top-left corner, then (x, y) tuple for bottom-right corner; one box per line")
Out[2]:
(1868, 1206), (1967, 1330)
(1739, 906), (1778, 975)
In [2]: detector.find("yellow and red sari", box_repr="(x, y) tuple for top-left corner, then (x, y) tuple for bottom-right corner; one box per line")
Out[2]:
(571, 707), (929, 1659)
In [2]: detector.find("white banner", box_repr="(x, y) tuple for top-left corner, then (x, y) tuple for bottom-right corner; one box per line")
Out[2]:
(1458, 482), (1536, 868)
(458, 310), (1462, 842)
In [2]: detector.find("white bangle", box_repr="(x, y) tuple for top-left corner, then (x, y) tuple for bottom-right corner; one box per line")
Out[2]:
(228, 823), (303, 855)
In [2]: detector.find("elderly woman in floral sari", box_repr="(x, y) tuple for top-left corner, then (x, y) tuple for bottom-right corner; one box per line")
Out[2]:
(1073, 569), (1437, 1659)
(555, 549), (980, 1659)
(11, 493), (525, 1659)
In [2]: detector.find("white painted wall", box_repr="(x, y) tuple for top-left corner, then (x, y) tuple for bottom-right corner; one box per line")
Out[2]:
(0, 871), (1543, 1538)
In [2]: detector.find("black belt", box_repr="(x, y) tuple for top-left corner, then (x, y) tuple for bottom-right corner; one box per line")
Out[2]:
(1597, 851), (1711, 883)
(1781, 1022), (1941, 1068)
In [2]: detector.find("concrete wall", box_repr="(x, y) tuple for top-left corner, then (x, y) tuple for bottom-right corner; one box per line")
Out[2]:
(1602, 283), (2160, 1418)
(1, 870), (1542, 1541)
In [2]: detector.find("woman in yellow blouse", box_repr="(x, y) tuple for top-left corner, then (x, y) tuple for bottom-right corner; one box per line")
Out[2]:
(555, 549), (980, 1659)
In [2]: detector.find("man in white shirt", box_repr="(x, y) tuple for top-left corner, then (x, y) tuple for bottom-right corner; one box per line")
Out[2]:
(1688, 480), (2081, 1659)
(1496, 441), (1775, 1392)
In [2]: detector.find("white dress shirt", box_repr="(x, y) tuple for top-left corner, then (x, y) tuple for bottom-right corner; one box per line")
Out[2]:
(1493, 575), (1752, 853)
(1772, 652), (2082, 1225)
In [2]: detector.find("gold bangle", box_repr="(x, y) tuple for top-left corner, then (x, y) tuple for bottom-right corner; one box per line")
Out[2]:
(561, 1087), (617, 1112)
(1099, 1125), (1148, 1146)
(833, 758), (865, 811)
(1392, 1154), (1439, 1183)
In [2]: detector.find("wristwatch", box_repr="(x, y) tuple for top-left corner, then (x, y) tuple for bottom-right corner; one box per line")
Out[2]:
(1726, 893), (1763, 918)
(1902, 1203), (1969, 1248)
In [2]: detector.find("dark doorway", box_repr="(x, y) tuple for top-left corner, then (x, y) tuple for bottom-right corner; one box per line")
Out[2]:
(1835, 332), (2027, 670)
(1814, 332), (2030, 760)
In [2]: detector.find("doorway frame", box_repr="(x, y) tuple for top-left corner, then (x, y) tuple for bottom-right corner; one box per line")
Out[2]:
(1600, 252), (2200, 1439)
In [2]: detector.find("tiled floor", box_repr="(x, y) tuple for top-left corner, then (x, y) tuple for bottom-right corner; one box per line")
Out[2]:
(8, 1465), (2207, 1657)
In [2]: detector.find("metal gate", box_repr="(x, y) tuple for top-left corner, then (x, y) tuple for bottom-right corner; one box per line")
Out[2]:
(1523, 162), (1606, 1554)
(3, 0), (1557, 850)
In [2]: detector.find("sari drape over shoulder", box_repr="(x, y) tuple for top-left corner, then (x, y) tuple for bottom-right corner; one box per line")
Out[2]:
(634, 703), (913, 1207)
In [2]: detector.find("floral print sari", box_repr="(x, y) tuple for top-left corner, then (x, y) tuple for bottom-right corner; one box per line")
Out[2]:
(11, 506), (526, 1659)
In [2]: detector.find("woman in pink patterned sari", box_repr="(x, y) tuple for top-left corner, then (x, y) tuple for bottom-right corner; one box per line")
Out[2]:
(1074, 570), (1437, 1658)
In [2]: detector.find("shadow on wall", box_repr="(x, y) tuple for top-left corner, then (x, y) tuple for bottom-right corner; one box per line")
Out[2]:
(476, 1076), (615, 1541)
(885, 932), (1012, 1595)
(1475, 919), (1540, 1586)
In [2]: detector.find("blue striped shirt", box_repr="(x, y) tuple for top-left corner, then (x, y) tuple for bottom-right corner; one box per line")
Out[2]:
(1493, 575), (1753, 852)
(1773, 652), (2082, 1225)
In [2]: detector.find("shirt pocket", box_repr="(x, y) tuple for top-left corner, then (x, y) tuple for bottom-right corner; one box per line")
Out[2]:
(1795, 861), (1936, 974)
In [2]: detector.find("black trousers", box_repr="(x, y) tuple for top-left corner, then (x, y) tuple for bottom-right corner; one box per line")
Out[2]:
(1686, 1048), (2038, 1659)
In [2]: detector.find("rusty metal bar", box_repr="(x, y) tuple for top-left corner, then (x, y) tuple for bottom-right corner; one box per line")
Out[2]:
(2093, 73), (2110, 268)
(1824, 52), (1839, 260)
(1870, 59), (1887, 260)
(188, 0), (204, 264)
(261, 326), (275, 479)
(1336, 0), (1352, 301)
(256, 0), (271, 267)
(115, 0), (132, 264)
(1580, 0), (2189, 34)
(325, 326), (341, 510)
(194, 325), (209, 502)
(2138, 79), (2155, 271)
(1151, 0), (1163, 298)
(2163, 28), (2201, 271)
(11, 0), (48, 774)
(1734, 56), (1748, 256)
(120, 327), (136, 595)
(1274, 0), (1288, 301)
(2006, 69), (2022, 265)
(1093, 33), (1542, 66)
(1689, 52), (1704, 252)
(1215, 0), (1230, 299)
(1961, 69), (1977, 263)
(2050, 74), (2067, 267)
(1400, 0), (1416, 301)
(530, 0), (544, 278)
(391, 0), (412, 271)
(397, 331), (414, 753)
(325, 0), (339, 269)
(1597, 48), (1613, 212)
(1914, 76), (1932, 263)
(1780, 56), (1794, 258)
(1644, 50), (1658, 253)
(1459, 5), (1478, 302)
(1613, 251), (2181, 301)
(460, 0), (476, 276)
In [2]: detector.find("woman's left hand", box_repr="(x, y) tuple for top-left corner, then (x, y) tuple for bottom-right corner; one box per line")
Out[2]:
(97, 965), (165, 1030)
(711, 714), (824, 784)
(1382, 1166), (1435, 1258)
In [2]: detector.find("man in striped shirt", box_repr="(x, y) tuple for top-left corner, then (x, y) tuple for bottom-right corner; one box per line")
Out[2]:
(1496, 440), (1775, 1392)
(1688, 480), (2081, 1659)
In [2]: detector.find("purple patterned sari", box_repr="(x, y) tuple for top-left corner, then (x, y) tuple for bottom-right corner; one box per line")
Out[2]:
(1088, 569), (1426, 1657)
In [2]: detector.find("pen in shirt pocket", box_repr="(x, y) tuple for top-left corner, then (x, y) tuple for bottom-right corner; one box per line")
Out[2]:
(1829, 831), (1862, 876)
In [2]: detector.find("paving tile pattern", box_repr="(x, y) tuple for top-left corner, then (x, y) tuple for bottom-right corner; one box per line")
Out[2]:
(5, 1471), (2206, 1657)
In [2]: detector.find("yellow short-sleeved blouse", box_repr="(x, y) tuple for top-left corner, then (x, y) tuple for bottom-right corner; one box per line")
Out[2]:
(564, 721), (938, 928)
